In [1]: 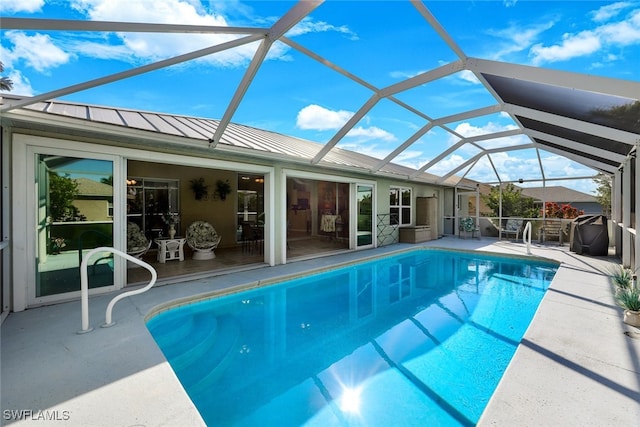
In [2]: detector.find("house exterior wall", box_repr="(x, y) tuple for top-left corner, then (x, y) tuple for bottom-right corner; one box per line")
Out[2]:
(4, 122), (448, 312)
(573, 202), (603, 215)
(74, 199), (111, 222)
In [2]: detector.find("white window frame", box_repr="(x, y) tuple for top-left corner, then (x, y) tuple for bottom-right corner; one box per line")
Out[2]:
(390, 186), (412, 226)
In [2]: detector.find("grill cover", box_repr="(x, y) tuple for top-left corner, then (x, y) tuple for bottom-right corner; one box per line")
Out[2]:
(569, 215), (609, 256)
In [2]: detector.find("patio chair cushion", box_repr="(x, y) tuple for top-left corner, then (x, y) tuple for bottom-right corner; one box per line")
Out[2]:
(501, 219), (523, 239)
(127, 222), (150, 253)
(186, 221), (221, 250)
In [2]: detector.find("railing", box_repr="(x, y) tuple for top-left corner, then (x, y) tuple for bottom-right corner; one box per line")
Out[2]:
(78, 247), (157, 334)
(523, 221), (532, 255)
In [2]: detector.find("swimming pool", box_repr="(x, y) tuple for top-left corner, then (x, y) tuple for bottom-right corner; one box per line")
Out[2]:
(147, 248), (558, 426)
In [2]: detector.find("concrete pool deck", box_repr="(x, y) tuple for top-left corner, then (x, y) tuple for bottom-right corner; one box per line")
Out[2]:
(2, 237), (639, 426)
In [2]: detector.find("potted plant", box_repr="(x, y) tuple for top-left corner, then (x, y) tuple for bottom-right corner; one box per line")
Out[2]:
(610, 265), (633, 289)
(162, 211), (180, 238)
(189, 177), (208, 200)
(215, 179), (232, 201)
(616, 287), (640, 327)
(50, 237), (67, 254)
(610, 266), (640, 327)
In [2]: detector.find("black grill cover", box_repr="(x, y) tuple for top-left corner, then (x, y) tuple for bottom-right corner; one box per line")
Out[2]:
(569, 215), (609, 256)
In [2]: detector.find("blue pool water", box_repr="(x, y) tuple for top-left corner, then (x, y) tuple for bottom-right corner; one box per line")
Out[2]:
(147, 249), (558, 426)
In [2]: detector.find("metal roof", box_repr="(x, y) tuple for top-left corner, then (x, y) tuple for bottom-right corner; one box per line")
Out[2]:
(4, 95), (446, 183)
(1, 1), (639, 188)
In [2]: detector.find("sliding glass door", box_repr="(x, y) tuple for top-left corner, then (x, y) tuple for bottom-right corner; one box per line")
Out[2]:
(35, 154), (116, 299)
(357, 185), (374, 247)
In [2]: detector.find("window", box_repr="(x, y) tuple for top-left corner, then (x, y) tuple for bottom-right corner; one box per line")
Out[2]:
(390, 187), (412, 226)
(127, 178), (179, 239)
(236, 174), (265, 243)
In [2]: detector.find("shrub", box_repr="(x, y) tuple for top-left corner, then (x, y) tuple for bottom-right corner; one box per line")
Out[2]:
(543, 202), (584, 219)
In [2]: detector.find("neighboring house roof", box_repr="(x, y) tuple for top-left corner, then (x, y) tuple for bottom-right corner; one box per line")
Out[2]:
(520, 186), (597, 204)
(75, 177), (113, 197)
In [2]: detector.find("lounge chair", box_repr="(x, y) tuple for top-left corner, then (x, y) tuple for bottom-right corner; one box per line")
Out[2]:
(500, 219), (523, 240)
(459, 217), (480, 239)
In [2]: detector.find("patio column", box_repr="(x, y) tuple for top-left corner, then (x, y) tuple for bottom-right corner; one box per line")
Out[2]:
(622, 158), (631, 267)
(498, 184), (503, 239)
(613, 170), (622, 258)
(635, 151), (640, 273)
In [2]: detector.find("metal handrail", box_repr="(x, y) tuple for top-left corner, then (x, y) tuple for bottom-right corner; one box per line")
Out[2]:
(523, 221), (532, 255)
(78, 246), (157, 334)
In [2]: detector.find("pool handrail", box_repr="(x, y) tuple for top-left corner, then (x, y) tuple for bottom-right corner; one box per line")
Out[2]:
(78, 246), (157, 334)
(523, 221), (532, 255)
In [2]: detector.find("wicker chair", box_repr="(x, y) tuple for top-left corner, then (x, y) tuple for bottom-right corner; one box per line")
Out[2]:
(127, 222), (151, 259)
(186, 221), (222, 260)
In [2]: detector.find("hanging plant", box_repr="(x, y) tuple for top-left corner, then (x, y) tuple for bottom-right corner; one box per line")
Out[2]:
(189, 177), (208, 200)
(215, 179), (232, 201)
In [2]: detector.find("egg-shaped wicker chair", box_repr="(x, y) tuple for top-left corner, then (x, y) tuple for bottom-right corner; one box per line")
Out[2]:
(186, 221), (221, 260)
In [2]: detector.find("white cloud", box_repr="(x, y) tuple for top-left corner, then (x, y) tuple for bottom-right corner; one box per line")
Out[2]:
(0, 0), (43, 13)
(426, 153), (469, 177)
(591, 2), (632, 22)
(391, 67), (481, 88)
(598, 10), (640, 45)
(423, 122), (541, 180)
(530, 7), (640, 64)
(394, 149), (429, 169)
(336, 141), (393, 160)
(4, 31), (71, 72)
(453, 121), (505, 138)
(296, 104), (398, 151)
(70, 40), (137, 62)
(288, 17), (358, 40)
(530, 30), (602, 64)
(1, 70), (35, 96)
(59, 0), (355, 68)
(296, 104), (353, 130)
(346, 126), (396, 142)
(70, 0), (212, 23)
(296, 104), (400, 161)
(67, 0), (258, 67)
(485, 20), (556, 60)
(456, 70), (480, 85)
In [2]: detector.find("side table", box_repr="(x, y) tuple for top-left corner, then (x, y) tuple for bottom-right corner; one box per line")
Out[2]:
(155, 237), (186, 263)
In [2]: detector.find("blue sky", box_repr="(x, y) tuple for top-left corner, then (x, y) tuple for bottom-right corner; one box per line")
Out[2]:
(2, 0), (639, 194)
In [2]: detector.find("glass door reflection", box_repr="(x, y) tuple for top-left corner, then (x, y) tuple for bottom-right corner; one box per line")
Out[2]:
(357, 185), (373, 247)
(36, 155), (114, 298)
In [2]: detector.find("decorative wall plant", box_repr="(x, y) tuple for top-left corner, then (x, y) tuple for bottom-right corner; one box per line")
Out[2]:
(215, 179), (232, 201)
(189, 177), (208, 200)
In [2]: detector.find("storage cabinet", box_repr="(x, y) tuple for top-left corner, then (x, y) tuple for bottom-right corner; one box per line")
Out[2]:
(399, 226), (431, 243)
(416, 196), (438, 240)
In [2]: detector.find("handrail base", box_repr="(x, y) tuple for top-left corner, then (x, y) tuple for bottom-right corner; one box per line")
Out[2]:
(79, 246), (157, 334)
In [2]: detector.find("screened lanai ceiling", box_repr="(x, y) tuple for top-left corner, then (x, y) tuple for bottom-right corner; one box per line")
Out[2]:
(1, 0), (639, 190)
